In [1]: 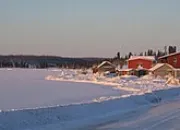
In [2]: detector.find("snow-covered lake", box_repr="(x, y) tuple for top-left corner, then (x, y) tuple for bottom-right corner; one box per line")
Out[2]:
(0, 69), (127, 110)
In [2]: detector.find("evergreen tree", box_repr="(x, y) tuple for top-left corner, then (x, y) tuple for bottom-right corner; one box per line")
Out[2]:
(128, 52), (133, 58)
(144, 52), (147, 56)
(139, 52), (143, 56)
(147, 49), (153, 56)
(168, 46), (177, 54)
(117, 52), (120, 59)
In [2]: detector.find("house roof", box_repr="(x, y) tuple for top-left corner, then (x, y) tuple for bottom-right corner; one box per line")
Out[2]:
(158, 52), (180, 59)
(149, 63), (174, 71)
(97, 61), (115, 69)
(117, 68), (133, 72)
(128, 56), (155, 61)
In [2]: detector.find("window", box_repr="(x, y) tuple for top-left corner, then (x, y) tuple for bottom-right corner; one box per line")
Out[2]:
(173, 57), (177, 65)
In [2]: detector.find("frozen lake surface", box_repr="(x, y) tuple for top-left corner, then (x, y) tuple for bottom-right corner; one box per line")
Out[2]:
(0, 69), (127, 110)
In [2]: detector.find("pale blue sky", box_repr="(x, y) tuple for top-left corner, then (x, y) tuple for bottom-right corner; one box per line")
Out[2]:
(0, 0), (180, 57)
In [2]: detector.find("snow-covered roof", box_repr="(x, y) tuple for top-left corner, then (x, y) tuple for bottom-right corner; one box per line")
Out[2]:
(149, 63), (174, 71)
(149, 63), (164, 71)
(175, 68), (180, 71)
(118, 68), (133, 72)
(97, 61), (115, 69)
(158, 52), (180, 59)
(128, 56), (155, 61)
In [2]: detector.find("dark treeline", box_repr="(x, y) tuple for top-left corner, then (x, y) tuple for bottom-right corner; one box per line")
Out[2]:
(0, 55), (109, 69)
(0, 46), (178, 69)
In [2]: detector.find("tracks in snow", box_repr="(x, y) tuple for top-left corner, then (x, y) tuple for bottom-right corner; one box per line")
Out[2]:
(144, 108), (180, 130)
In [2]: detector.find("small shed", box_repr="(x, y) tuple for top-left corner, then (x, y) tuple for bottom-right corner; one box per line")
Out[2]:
(116, 69), (135, 76)
(95, 61), (116, 74)
(149, 63), (175, 78)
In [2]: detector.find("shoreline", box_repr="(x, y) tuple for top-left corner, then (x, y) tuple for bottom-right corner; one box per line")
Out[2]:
(45, 76), (141, 93)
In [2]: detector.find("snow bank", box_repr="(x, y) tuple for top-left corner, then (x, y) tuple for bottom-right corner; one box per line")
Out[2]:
(45, 71), (178, 94)
(141, 74), (154, 80)
(0, 87), (180, 130)
(120, 75), (138, 81)
(166, 76), (180, 85)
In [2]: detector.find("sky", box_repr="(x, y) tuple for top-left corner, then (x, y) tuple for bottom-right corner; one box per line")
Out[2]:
(0, 0), (180, 57)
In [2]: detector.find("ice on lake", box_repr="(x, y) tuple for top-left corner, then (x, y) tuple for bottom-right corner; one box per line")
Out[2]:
(0, 69), (128, 110)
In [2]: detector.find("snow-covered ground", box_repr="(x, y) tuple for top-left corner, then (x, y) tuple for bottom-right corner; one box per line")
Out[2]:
(46, 69), (178, 94)
(0, 69), (127, 110)
(0, 68), (180, 130)
(95, 97), (180, 130)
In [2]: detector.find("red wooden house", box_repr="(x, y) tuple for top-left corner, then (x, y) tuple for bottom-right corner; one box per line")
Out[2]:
(158, 52), (180, 68)
(128, 56), (155, 69)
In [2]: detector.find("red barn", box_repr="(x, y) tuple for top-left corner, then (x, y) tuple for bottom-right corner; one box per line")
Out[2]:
(158, 52), (180, 68)
(128, 56), (155, 69)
